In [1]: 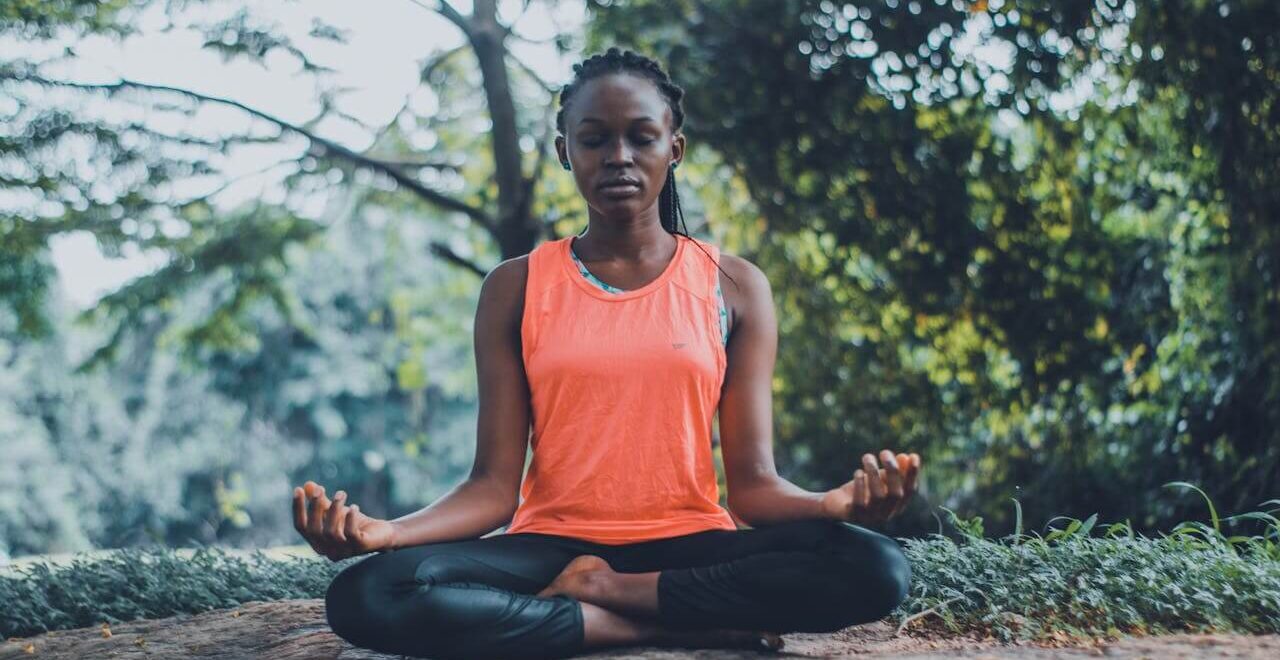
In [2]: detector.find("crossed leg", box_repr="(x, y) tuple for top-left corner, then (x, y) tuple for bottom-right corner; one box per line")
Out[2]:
(325, 532), (589, 659)
(324, 519), (911, 659)
(551, 518), (912, 634)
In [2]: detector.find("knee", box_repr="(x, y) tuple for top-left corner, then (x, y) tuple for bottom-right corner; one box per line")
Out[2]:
(325, 557), (386, 648)
(325, 555), (464, 657)
(328, 552), (539, 659)
(829, 523), (913, 620)
(870, 534), (912, 613)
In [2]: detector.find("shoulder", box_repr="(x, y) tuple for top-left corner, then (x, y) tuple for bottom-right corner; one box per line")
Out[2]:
(483, 253), (529, 292)
(719, 252), (766, 282)
(478, 254), (530, 322)
(486, 253), (529, 284)
(718, 251), (772, 300)
(714, 250), (774, 334)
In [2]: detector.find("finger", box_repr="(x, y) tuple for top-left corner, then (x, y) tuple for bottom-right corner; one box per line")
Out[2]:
(901, 452), (921, 496)
(896, 453), (913, 477)
(292, 486), (308, 533)
(880, 449), (904, 498)
(308, 488), (331, 548)
(326, 491), (348, 543)
(862, 454), (888, 515)
(879, 450), (904, 519)
(896, 454), (913, 492)
(890, 454), (913, 516)
(345, 504), (363, 546)
(854, 469), (870, 512)
(858, 470), (880, 523)
(862, 454), (885, 493)
(894, 454), (922, 517)
(298, 483), (332, 556)
(331, 504), (350, 549)
(308, 485), (328, 529)
(865, 452), (885, 521)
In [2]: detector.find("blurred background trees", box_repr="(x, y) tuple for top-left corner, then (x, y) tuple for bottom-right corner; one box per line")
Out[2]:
(2, 0), (1277, 558)
(587, 0), (1280, 534)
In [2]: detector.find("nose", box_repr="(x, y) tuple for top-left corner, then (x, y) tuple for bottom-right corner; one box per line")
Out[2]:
(604, 137), (634, 166)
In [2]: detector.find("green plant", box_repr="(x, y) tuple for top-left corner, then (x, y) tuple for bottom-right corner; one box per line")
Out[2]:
(0, 546), (351, 640)
(892, 483), (1280, 642)
(4, 482), (1278, 645)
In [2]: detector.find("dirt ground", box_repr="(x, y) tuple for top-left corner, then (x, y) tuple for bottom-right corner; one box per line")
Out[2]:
(2, 599), (1277, 659)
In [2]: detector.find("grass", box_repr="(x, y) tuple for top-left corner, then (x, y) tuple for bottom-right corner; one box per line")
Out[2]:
(0, 545), (356, 640)
(896, 482), (1280, 642)
(2, 481), (1277, 643)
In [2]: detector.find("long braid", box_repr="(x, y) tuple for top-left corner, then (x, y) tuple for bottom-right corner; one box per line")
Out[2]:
(557, 47), (737, 289)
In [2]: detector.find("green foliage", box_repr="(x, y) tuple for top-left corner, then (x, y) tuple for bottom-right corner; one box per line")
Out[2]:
(0, 191), (485, 557)
(896, 488), (1280, 642)
(0, 0), (136, 38)
(4, 487), (1277, 643)
(0, 547), (352, 640)
(587, 0), (1280, 535)
(4, 0), (1279, 577)
(0, 0), (526, 557)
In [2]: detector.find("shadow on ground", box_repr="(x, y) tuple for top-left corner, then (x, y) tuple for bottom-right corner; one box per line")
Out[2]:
(2, 600), (1277, 659)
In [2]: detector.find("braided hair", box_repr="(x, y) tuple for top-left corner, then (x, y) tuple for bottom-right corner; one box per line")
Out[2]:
(556, 47), (738, 290)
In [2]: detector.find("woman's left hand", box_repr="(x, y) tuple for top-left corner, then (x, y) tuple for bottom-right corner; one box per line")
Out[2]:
(819, 449), (921, 526)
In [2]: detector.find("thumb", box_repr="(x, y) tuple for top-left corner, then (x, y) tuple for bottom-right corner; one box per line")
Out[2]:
(345, 504), (362, 539)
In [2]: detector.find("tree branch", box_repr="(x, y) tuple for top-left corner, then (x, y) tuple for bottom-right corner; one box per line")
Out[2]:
(403, 0), (475, 39)
(380, 159), (462, 172)
(436, 0), (476, 37)
(509, 51), (557, 94)
(429, 240), (489, 277)
(470, 0), (529, 258)
(22, 74), (498, 233)
(420, 43), (469, 83)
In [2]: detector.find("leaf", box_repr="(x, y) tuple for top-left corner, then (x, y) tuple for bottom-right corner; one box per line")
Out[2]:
(1162, 482), (1221, 536)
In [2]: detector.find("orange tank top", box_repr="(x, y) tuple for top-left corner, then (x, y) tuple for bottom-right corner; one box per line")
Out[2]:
(505, 232), (738, 544)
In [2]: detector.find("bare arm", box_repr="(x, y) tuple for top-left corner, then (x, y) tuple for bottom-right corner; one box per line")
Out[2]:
(717, 255), (921, 529)
(386, 256), (533, 549)
(718, 255), (832, 527)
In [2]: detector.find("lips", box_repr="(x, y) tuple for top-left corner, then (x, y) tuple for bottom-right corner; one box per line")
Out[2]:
(599, 178), (640, 190)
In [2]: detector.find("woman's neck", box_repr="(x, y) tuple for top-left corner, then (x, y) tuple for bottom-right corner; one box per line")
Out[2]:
(573, 222), (675, 264)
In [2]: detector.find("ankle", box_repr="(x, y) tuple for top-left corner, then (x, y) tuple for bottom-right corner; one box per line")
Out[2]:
(576, 567), (615, 604)
(579, 601), (660, 648)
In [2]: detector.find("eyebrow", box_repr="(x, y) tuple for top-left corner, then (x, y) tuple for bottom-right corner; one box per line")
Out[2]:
(577, 116), (660, 126)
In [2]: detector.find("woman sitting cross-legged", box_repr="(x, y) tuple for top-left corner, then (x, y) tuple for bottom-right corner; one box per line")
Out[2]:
(292, 46), (922, 660)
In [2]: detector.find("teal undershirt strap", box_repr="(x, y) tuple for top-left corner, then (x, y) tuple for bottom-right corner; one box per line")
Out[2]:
(569, 243), (729, 347)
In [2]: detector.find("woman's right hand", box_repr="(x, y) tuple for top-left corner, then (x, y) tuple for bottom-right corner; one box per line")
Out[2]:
(292, 481), (400, 561)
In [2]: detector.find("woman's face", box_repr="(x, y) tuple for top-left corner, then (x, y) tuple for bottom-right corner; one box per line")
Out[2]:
(556, 73), (684, 219)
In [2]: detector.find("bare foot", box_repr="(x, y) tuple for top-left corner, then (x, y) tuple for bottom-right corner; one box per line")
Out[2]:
(545, 557), (786, 654)
(658, 627), (786, 652)
(537, 555), (612, 599)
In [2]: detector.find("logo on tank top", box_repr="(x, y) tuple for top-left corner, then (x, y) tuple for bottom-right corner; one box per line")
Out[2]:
(672, 342), (687, 349)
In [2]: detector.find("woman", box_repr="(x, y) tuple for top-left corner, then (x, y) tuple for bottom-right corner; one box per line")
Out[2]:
(292, 47), (921, 659)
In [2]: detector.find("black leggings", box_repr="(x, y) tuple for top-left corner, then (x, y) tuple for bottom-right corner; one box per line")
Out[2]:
(325, 518), (911, 659)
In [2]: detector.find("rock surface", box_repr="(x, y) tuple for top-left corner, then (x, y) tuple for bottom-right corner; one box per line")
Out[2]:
(2, 599), (1278, 659)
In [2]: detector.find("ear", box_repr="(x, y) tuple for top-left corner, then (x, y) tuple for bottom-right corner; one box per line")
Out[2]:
(555, 134), (568, 167)
(671, 132), (686, 168)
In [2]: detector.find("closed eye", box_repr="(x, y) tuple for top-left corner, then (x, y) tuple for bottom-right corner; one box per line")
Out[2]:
(581, 136), (658, 147)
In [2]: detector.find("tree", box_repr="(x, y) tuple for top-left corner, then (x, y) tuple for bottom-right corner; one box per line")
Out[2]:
(0, 0), (592, 553)
(585, 0), (1280, 533)
(2, 0), (582, 362)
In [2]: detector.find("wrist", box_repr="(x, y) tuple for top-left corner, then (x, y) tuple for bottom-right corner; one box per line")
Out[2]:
(818, 487), (871, 525)
(816, 488), (840, 520)
(388, 520), (405, 551)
